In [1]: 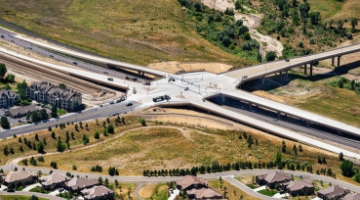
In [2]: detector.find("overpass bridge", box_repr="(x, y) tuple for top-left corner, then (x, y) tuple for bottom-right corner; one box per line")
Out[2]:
(224, 43), (360, 87)
(13, 35), (166, 78)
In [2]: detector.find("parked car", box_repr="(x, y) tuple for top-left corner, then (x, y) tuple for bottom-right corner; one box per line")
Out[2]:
(73, 62), (78, 65)
(103, 71), (108, 74)
(132, 77), (138, 81)
(28, 46), (32, 49)
(7, 188), (14, 192)
(58, 188), (65, 192)
(109, 100), (114, 104)
(120, 97), (126, 101)
(0, 35), (4, 38)
(126, 102), (133, 106)
(184, 87), (189, 91)
(164, 95), (171, 100)
(285, 58), (290, 62)
(125, 76), (130, 80)
(50, 54), (54, 58)
(107, 77), (113, 81)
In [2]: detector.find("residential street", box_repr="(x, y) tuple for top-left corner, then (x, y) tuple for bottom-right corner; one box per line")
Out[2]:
(0, 191), (64, 200)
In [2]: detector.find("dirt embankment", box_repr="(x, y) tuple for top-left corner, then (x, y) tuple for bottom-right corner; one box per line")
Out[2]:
(202, 0), (284, 57)
(147, 61), (233, 74)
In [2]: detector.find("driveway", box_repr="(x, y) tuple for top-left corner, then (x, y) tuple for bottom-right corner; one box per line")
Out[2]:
(253, 185), (266, 192)
(48, 188), (68, 196)
(22, 183), (41, 192)
(168, 189), (180, 200)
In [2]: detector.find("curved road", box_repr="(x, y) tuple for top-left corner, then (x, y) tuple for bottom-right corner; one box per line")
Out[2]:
(0, 191), (64, 200)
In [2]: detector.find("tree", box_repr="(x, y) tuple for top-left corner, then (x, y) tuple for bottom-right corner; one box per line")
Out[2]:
(275, 152), (282, 167)
(235, 0), (242, 10)
(94, 131), (100, 139)
(266, 51), (276, 61)
(309, 12), (321, 25)
(299, 145), (303, 152)
(281, 140), (287, 153)
(59, 83), (66, 89)
(322, 157), (327, 164)
(6, 73), (15, 83)
(51, 105), (58, 117)
(339, 152), (344, 161)
(19, 145), (23, 152)
(39, 109), (48, 120)
(82, 134), (89, 145)
(351, 18), (359, 32)
(3, 146), (9, 155)
(56, 138), (65, 152)
(104, 178), (109, 186)
(37, 142), (45, 153)
(51, 131), (56, 139)
(115, 179), (119, 188)
(240, 195), (244, 200)
(247, 135), (254, 148)
(140, 119), (146, 126)
(340, 160), (355, 177)
(299, 2), (310, 18)
(293, 145), (298, 155)
(291, 9), (300, 25)
(0, 63), (7, 79)
(29, 195), (39, 200)
(337, 19), (344, 30)
(98, 177), (103, 185)
(107, 124), (114, 134)
(75, 124), (79, 131)
(0, 116), (10, 129)
(73, 164), (77, 170)
(35, 134), (39, 141)
(3, 83), (10, 90)
(224, 8), (235, 16)
(17, 80), (28, 99)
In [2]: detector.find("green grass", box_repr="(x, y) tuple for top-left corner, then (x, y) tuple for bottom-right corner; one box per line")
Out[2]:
(307, 0), (343, 19)
(0, 195), (47, 200)
(0, 0), (250, 68)
(151, 184), (168, 200)
(29, 186), (51, 194)
(57, 109), (67, 116)
(246, 184), (259, 189)
(257, 189), (278, 196)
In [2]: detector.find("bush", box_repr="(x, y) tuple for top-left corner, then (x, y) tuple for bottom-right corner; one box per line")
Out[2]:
(107, 124), (114, 134)
(94, 131), (100, 139)
(266, 51), (276, 61)
(140, 119), (146, 126)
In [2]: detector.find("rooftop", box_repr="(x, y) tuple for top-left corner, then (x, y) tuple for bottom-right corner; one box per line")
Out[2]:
(81, 186), (113, 199)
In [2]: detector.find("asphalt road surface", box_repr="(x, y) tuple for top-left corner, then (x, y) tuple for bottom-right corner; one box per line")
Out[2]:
(0, 102), (142, 138)
(0, 28), (149, 83)
(222, 105), (360, 150)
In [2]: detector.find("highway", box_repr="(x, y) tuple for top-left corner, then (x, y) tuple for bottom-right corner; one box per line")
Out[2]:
(0, 102), (142, 138)
(221, 105), (360, 150)
(0, 29), (149, 83)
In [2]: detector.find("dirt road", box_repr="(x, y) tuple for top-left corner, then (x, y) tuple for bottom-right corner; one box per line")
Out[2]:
(202, 0), (283, 57)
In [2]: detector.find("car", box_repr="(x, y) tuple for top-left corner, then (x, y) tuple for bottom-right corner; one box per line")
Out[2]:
(103, 71), (108, 74)
(279, 190), (286, 194)
(0, 35), (4, 38)
(121, 97), (126, 101)
(10, 40), (14, 42)
(59, 188), (65, 192)
(112, 112), (119, 116)
(107, 77), (113, 81)
(170, 189), (174, 194)
(132, 77), (137, 81)
(7, 188), (15, 192)
(50, 55), (54, 58)
(125, 76), (130, 80)
(126, 102), (133, 106)
(28, 46), (32, 49)
(184, 87), (189, 91)
(164, 95), (171, 100)
(143, 81), (150, 85)
(109, 100), (114, 104)
(73, 62), (78, 65)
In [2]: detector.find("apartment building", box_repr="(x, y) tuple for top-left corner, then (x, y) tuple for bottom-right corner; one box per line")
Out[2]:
(0, 89), (18, 108)
(28, 82), (82, 111)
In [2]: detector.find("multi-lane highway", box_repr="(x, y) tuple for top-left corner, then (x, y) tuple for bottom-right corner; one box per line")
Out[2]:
(0, 102), (142, 138)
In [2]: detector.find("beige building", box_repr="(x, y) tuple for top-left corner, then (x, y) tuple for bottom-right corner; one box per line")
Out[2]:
(186, 187), (223, 199)
(81, 186), (114, 200)
(5, 169), (37, 186)
(317, 186), (350, 200)
(282, 179), (314, 196)
(65, 177), (98, 192)
(256, 171), (291, 189)
(28, 82), (82, 111)
(176, 175), (208, 191)
(39, 172), (71, 190)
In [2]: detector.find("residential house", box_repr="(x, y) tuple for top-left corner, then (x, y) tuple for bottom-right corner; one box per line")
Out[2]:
(5, 105), (38, 118)
(176, 175), (208, 191)
(317, 186), (350, 200)
(0, 90), (18, 108)
(65, 177), (98, 192)
(81, 186), (114, 200)
(4, 168), (37, 186)
(186, 188), (223, 199)
(39, 172), (71, 190)
(281, 179), (314, 196)
(28, 82), (82, 111)
(341, 193), (360, 200)
(256, 171), (291, 189)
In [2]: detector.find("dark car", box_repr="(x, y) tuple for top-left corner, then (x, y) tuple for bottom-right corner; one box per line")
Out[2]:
(132, 77), (138, 81)
(164, 95), (171, 100)
(126, 102), (133, 106)
(7, 188), (15, 192)
(103, 71), (108, 74)
(73, 62), (78, 65)
(285, 58), (290, 62)
(0, 35), (4, 38)
(121, 97), (126, 101)
(50, 55), (54, 58)
(125, 76), (130, 80)
(28, 46), (32, 49)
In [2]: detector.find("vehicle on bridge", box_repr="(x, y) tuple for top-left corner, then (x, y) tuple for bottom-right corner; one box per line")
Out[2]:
(107, 77), (113, 81)
(153, 96), (165, 102)
(126, 102), (133, 106)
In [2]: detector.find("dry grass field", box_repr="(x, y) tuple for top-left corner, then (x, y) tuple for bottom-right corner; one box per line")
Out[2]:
(307, 0), (360, 22)
(0, 0), (252, 68)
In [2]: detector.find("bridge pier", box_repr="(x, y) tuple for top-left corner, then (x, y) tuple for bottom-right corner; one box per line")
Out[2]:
(304, 64), (307, 75)
(221, 95), (225, 105)
(286, 70), (288, 79)
(306, 120), (310, 127)
(262, 77), (265, 84)
(277, 111), (281, 119)
(310, 62), (313, 77)
(249, 103), (252, 110)
(331, 57), (335, 66)
(280, 71), (282, 75)
(337, 56), (341, 67)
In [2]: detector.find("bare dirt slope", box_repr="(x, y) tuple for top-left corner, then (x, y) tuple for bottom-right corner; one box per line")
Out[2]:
(203, 0), (283, 57)
(147, 61), (233, 74)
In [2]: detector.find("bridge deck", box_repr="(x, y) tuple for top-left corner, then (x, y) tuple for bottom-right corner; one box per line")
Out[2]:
(224, 43), (360, 82)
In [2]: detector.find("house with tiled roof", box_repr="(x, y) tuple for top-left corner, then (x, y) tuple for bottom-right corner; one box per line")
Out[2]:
(341, 193), (360, 200)
(81, 186), (114, 200)
(282, 179), (314, 196)
(65, 177), (98, 192)
(39, 172), (71, 190)
(186, 187), (223, 199)
(4, 168), (37, 186)
(176, 175), (208, 191)
(28, 81), (82, 111)
(256, 171), (291, 189)
(317, 186), (350, 200)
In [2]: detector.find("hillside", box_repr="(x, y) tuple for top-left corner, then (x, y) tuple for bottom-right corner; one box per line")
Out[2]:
(0, 0), (253, 67)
